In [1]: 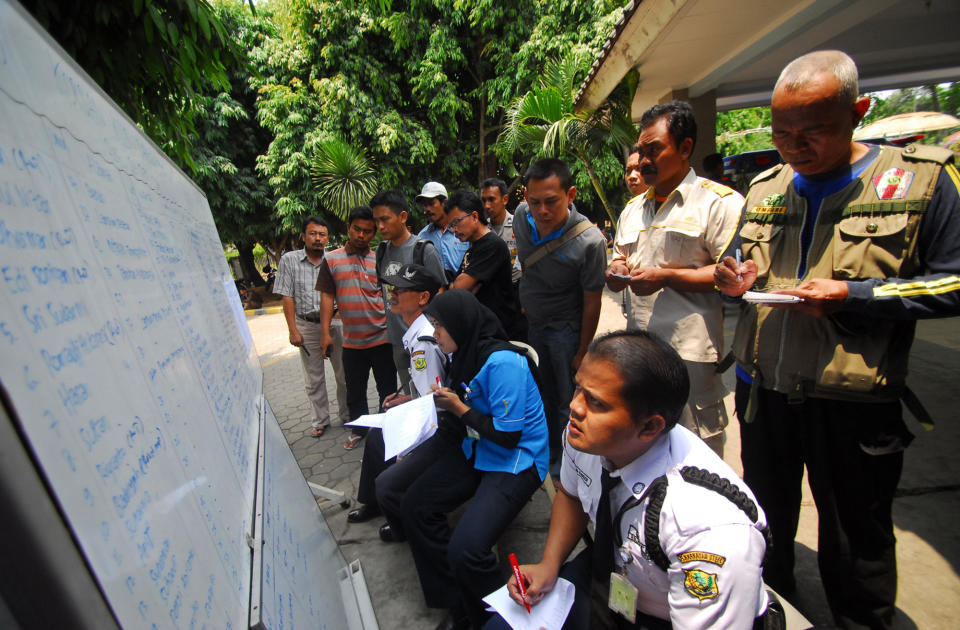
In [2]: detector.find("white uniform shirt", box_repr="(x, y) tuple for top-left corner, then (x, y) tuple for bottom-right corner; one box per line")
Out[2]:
(401, 313), (446, 397)
(560, 425), (768, 628)
(613, 169), (743, 362)
(490, 212), (521, 283)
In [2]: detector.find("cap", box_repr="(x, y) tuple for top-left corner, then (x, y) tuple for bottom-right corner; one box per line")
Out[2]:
(415, 181), (448, 203)
(383, 263), (442, 293)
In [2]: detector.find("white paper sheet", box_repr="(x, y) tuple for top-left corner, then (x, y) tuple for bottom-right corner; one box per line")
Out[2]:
(382, 394), (438, 460)
(742, 290), (804, 304)
(345, 413), (385, 429)
(482, 578), (576, 630)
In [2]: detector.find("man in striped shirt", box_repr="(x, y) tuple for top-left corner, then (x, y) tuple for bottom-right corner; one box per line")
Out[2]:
(274, 216), (349, 438)
(316, 206), (397, 450)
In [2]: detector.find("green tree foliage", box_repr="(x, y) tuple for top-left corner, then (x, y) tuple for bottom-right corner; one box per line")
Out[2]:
(309, 138), (379, 221)
(20, 0), (245, 169)
(495, 51), (637, 227)
(252, 0), (623, 233)
(716, 106), (773, 156)
(862, 83), (960, 125)
(189, 2), (281, 282)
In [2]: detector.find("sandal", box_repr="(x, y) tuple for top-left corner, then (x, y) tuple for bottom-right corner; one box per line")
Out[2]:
(311, 423), (329, 438)
(343, 433), (364, 450)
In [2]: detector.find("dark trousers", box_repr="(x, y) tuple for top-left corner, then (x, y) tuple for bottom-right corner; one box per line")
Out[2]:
(342, 344), (396, 437)
(735, 379), (904, 629)
(401, 445), (542, 628)
(374, 432), (454, 531)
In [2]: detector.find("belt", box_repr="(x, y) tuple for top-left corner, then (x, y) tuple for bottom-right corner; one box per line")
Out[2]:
(299, 312), (323, 323)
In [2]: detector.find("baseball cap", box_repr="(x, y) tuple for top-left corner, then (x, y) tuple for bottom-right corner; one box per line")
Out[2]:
(415, 181), (448, 203)
(383, 263), (442, 293)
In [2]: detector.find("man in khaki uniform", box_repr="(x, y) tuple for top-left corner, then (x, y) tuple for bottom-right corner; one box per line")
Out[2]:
(607, 101), (743, 455)
(715, 50), (960, 628)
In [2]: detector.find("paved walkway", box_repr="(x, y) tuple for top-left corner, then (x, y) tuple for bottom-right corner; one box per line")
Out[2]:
(248, 292), (960, 630)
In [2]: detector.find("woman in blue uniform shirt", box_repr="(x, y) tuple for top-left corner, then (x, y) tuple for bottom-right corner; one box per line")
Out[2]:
(399, 289), (549, 630)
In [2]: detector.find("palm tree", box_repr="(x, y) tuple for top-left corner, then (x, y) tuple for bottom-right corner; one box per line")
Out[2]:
(495, 50), (637, 228)
(309, 137), (378, 220)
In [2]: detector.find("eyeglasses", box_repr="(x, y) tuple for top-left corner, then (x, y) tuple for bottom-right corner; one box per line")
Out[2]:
(448, 214), (472, 229)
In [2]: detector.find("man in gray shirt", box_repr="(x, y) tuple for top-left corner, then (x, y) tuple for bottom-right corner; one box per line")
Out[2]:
(371, 190), (447, 394)
(273, 216), (349, 437)
(513, 159), (607, 466)
(480, 177), (521, 284)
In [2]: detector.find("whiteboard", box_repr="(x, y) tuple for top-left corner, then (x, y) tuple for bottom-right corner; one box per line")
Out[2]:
(0, 2), (261, 627)
(254, 401), (358, 630)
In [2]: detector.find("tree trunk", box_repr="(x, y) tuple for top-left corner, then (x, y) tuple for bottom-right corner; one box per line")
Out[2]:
(236, 241), (265, 286)
(927, 85), (940, 112)
(578, 152), (618, 229)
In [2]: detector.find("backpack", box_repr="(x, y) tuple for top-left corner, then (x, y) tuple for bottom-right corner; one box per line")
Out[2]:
(376, 238), (436, 282)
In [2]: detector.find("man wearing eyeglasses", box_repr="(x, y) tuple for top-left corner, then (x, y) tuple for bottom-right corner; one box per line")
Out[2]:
(446, 189), (523, 340)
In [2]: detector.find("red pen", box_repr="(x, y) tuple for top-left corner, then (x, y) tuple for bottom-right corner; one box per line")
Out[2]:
(508, 553), (531, 613)
(436, 376), (442, 387)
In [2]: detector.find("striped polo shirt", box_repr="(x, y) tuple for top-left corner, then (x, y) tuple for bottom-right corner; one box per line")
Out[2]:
(316, 247), (388, 349)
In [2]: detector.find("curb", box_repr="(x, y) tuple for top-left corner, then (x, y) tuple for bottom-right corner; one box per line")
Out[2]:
(244, 305), (284, 318)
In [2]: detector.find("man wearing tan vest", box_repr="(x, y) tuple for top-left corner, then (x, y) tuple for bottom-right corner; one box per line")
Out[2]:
(715, 50), (960, 629)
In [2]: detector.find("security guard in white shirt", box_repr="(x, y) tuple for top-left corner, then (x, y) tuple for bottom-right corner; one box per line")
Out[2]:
(485, 330), (780, 630)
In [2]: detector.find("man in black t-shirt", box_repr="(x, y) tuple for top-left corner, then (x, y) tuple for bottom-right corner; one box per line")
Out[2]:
(447, 189), (525, 340)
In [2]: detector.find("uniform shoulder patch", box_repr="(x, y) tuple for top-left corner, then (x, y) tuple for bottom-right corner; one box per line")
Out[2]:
(699, 179), (735, 197)
(683, 568), (719, 601)
(901, 143), (953, 165)
(873, 167), (914, 200)
(749, 163), (784, 186)
(678, 551), (726, 566)
(413, 356), (427, 372)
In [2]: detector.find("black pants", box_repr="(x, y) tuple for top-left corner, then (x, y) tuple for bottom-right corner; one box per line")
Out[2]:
(374, 432), (454, 530)
(401, 444), (542, 628)
(735, 379), (905, 629)
(341, 344), (396, 437)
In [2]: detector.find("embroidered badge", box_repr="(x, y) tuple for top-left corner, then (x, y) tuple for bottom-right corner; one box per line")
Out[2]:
(700, 180), (734, 197)
(632, 482), (645, 495)
(751, 205), (786, 215)
(873, 167), (914, 200)
(627, 525), (641, 545)
(413, 357), (427, 372)
(678, 551), (727, 567)
(410, 350), (425, 357)
(762, 193), (785, 207)
(683, 569), (719, 601)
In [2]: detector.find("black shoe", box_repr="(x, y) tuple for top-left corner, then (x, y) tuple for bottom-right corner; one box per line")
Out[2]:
(434, 610), (471, 630)
(347, 504), (380, 523)
(378, 523), (406, 543)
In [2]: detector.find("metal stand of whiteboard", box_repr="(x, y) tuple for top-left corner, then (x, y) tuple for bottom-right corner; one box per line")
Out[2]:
(308, 481), (350, 508)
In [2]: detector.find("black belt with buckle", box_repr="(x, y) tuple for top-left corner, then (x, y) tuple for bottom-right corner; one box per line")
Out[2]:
(300, 312), (323, 323)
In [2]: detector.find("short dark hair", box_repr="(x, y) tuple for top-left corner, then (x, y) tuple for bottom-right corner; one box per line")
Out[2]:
(628, 145), (640, 157)
(702, 152), (723, 172)
(587, 330), (689, 431)
(480, 178), (508, 195)
(302, 215), (327, 233)
(639, 100), (697, 154)
(524, 158), (573, 190)
(445, 189), (486, 224)
(370, 190), (409, 216)
(347, 205), (374, 225)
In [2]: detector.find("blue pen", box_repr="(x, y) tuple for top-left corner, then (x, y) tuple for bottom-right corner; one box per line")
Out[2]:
(736, 248), (743, 281)
(460, 382), (472, 396)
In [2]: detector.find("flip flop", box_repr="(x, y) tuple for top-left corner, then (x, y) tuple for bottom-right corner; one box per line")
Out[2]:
(343, 433), (363, 450)
(311, 423), (329, 437)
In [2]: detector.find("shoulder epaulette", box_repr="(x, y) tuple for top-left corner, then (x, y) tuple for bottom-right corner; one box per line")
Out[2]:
(901, 143), (954, 165)
(749, 163), (784, 186)
(699, 179), (736, 198)
(417, 334), (438, 344)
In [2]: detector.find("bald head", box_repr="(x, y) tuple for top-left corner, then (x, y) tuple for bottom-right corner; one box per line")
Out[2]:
(774, 50), (859, 106)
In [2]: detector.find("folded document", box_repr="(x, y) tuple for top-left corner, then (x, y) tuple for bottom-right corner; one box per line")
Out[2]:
(346, 394), (438, 459)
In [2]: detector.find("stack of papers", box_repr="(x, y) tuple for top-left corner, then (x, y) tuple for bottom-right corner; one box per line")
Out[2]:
(482, 578), (576, 630)
(346, 394), (438, 459)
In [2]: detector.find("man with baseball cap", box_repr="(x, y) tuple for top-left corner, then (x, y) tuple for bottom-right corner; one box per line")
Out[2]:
(347, 263), (451, 532)
(417, 181), (469, 281)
